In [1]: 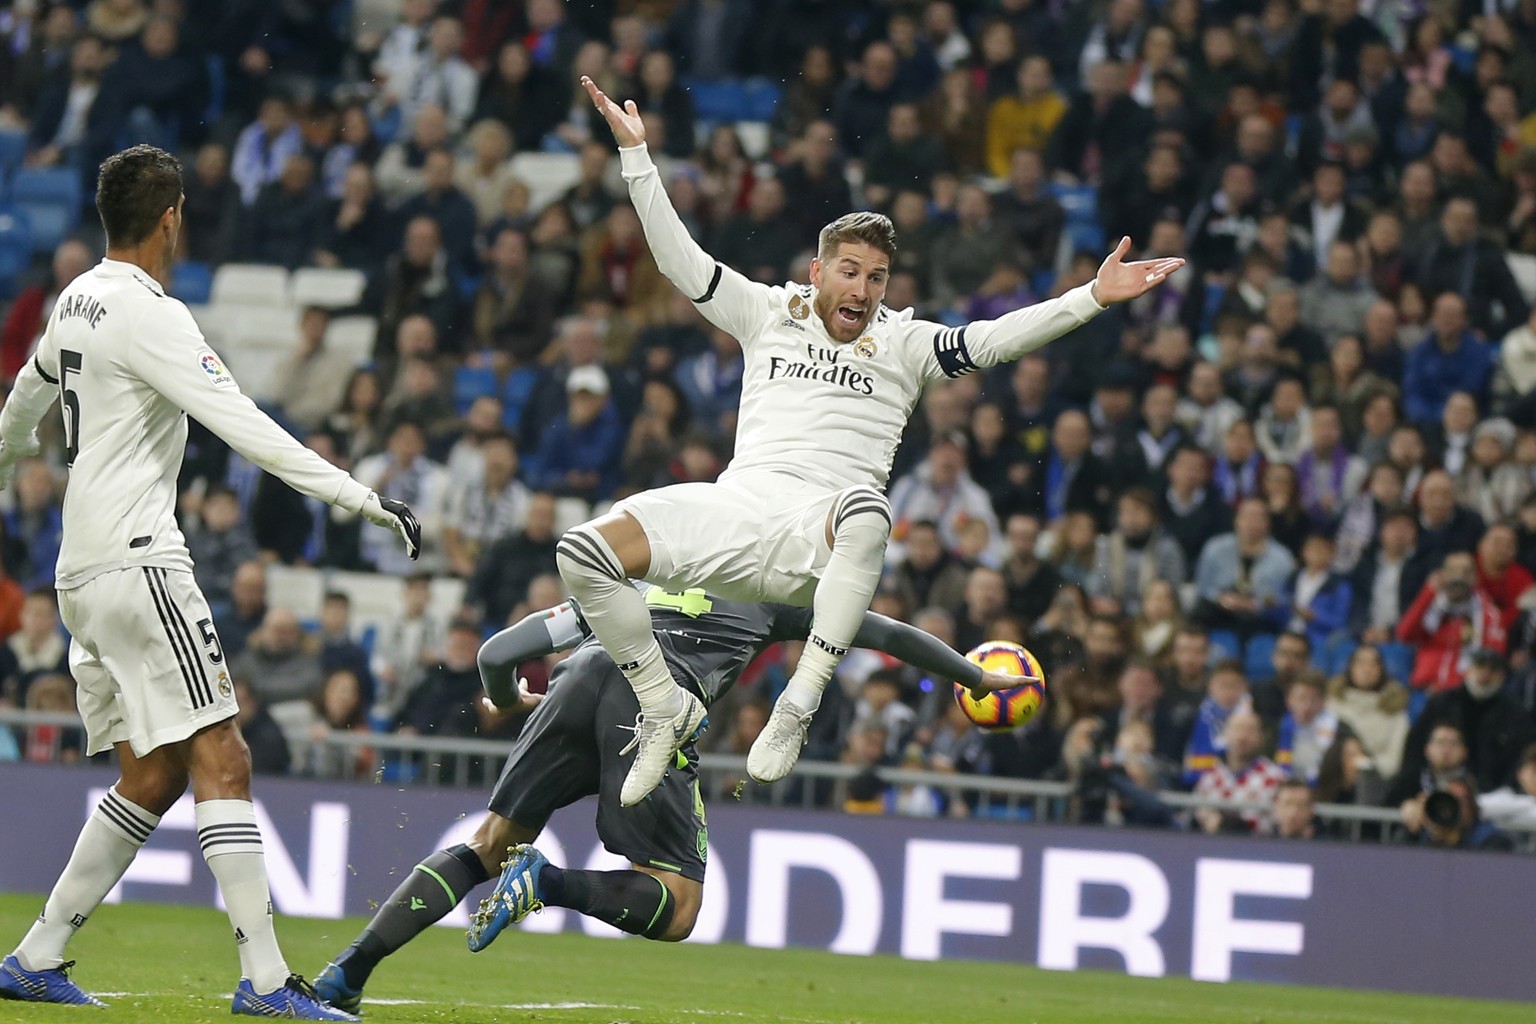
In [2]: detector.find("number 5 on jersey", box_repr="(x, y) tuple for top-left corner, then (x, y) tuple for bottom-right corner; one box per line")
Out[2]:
(60, 349), (83, 466)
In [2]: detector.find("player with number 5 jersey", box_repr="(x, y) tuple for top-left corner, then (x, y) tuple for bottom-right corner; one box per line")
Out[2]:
(559, 76), (1188, 809)
(0, 146), (420, 1019)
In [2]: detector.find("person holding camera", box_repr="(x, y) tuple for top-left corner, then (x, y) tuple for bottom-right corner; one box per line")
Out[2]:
(1392, 648), (1536, 797)
(1405, 778), (1514, 852)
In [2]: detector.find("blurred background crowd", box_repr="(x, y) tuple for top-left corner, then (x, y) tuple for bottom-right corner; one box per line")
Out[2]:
(3, 0), (1536, 850)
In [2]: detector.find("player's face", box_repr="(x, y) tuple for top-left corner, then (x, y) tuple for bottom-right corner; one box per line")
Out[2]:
(810, 243), (889, 342)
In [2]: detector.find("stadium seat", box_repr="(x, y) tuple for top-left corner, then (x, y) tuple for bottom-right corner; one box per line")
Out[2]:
(508, 152), (580, 215)
(324, 315), (378, 366)
(265, 564), (325, 622)
(1208, 629), (1241, 662)
(328, 570), (406, 635)
(734, 121), (771, 160)
(1326, 640), (1358, 676)
(1046, 182), (1098, 223)
(1031, 269), (1055, 297)
(1199, 282), (1227, 335)
(0, 207), (31, 299)
(501, 366), (539, 429)
(454, 366), (499, 415)
(171, 260), (213, 304)
(743, 79), (783, 121)
(290, 267), (367, 309)
(203, 54), (226, 127)
(686, 79), (749, 123)
(1244, 632), (1277, 682)
(210, 263), (290, 307)
(1380, 643), (1414, 685)
(1065, 220), (1105, 255)
(1507, 252), (1536, 305)
(428, 576), (468, 622)
(0, 131), (26, 178)
(1407, 687), (1428, 723)
(10, 167), (82, 252)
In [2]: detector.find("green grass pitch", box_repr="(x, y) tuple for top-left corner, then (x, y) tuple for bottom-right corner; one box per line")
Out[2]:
(0, 893), (1529, 1023)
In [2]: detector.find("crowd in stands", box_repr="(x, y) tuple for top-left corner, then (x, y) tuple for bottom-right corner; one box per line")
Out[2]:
(6, 0), (1536, 849)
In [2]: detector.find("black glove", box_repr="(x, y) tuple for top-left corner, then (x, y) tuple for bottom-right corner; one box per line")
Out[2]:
(360, 492), (422, 560)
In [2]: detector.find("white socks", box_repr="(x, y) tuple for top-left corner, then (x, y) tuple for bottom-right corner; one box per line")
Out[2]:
(14, 786), (159, 971)
(196, 799), (289, 994)
(782, 489), (892, 713)
(557, 525), (681, 715)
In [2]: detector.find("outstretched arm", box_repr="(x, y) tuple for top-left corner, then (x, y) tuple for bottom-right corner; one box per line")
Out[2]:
(129, 303), (420, 556)
(583, 76), (767, 341)
(477, 600), (588, 709)
(916, 236), (1186, 380)
(851, 612), (1039, 698)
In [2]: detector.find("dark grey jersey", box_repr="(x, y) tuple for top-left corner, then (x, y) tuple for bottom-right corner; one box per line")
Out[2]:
(574, 587), (812, 706)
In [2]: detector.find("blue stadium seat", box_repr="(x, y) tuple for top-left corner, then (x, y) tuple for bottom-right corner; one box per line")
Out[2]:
(9, 168), (82, 252)
(203, 55), (226, 127)
(1199, 282), (1227, 335)
(1065, 220), (1105, 255)
(0, 206), (31, 299)
(743, 79), (783, 121)
(1380, 643), (1414, 685)
(1244, 632), (1277, 682)
(1046, 182), (1098, 222)
(1326, 639), (1358, 676)
(501, 367), (539, 430)
(686, 79), (749, 123)
(1031, 269), (1055, 297)
(171, 260), (213, 304)
(1208, 629), (1241, 662)
(454, 365), (499, 415)
(455, 271), (480, 302)
(0, 131), (26, 179)
(1407, 687), (1429, 723)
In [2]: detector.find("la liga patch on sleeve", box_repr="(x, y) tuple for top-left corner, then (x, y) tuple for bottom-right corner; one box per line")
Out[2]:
(198, 351), (236, 389)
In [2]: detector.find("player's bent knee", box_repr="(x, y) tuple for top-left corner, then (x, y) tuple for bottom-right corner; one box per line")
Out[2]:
(828, 487), (893, 553)
(556, 523), (630, 592)
(653, 876), (702, 942)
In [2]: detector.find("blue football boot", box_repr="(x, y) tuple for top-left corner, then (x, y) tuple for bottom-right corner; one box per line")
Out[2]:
(312, 962), (363, 1016)
(0, 955), (106, 1007)
(467, 844), (549, 952)
(232, 975), (360, 1020)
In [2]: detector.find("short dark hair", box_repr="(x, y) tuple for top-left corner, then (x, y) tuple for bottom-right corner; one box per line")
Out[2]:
(817, 211), (897, 262)
(96, 144), (183, 247)
(323, 591), (350, 606)
(1275, 778), (1314, 801)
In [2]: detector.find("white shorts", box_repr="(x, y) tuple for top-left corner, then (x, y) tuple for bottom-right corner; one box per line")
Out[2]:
(613, 472), (854, 606)
(58, 567), (237, 757)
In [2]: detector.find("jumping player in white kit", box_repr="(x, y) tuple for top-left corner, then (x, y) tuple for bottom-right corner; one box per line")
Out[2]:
(566, 78), (1186, 806)
(0, 145), (420, 1019)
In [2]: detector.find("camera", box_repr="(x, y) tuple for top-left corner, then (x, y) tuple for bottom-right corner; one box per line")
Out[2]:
(1423, 789), (1462, 830)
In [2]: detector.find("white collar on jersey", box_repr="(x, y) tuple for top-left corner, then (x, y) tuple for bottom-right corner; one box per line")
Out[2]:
(96, 258), (165, 296)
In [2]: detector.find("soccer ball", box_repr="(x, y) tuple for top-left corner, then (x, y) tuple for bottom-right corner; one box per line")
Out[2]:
(952, 641), (1046, 731)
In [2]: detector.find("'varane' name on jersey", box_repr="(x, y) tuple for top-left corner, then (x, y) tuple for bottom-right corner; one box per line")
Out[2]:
(54, 293), (107, 329)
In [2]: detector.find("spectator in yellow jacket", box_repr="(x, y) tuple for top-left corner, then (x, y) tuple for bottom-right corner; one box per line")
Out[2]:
(986, 55), (1067, 178)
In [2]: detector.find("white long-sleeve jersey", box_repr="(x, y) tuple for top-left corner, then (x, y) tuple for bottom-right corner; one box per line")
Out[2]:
(0, 258), (372, 590)
(620, 144), (1107, 493)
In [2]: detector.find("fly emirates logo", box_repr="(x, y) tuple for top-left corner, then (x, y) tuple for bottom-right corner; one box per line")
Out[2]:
(767, 343), (876, 396)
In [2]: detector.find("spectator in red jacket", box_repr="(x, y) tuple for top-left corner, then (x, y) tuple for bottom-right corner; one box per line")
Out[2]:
(0, 240), (93, 382)
(1398, 551), (1511, 692)
(1476, 523), (1535, 622)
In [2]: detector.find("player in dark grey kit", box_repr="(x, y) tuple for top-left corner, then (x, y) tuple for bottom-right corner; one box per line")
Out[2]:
(314, 584), (1018, 1013)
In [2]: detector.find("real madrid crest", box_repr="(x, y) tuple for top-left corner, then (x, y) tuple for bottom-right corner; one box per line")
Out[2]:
(854, 336), (877, 358)
(218, 672), (233, 698)
(788, 293), (809, 320)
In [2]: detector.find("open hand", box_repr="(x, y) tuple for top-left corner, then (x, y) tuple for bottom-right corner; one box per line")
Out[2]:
(1091, 236), (1187, 305)
(581, 75), (645, 148)
(969, 668), (1043, 700)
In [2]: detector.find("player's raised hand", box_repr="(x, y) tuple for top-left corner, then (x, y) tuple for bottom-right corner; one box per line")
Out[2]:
(1091, 236), (1187, 305)
(581, 75), (646, 147)
(970, 668), (1043, 701)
